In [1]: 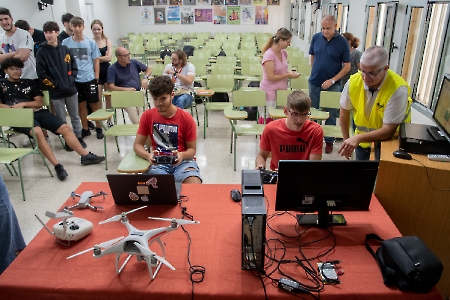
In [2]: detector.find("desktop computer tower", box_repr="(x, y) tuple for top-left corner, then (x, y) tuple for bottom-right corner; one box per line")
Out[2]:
(241, 170), (266, 270)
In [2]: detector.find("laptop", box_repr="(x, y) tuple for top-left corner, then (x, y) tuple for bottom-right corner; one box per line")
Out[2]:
(106, 174), (181, 205)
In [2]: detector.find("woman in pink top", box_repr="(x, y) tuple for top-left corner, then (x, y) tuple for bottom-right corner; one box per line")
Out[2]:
(259, 28), (300, 124)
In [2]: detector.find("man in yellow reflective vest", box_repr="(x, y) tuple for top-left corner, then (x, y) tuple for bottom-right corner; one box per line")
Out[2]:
(339, 46), (412, 160)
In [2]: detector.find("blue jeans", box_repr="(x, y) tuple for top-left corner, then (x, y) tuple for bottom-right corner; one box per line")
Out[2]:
(308, 81), (342, 144)
(145, 159), (202, 183)
(0, 175), (26, 274)
(172, 94), (192, 109)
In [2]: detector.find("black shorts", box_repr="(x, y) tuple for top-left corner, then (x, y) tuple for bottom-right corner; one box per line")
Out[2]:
(75, 79), (99, 103)
(12, 109), (64, 137)
(99, 63), (110, 85)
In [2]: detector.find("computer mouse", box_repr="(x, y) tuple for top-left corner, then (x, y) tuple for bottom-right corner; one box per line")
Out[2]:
(393, 149), (412, 160)
(230, 189), (241, 202)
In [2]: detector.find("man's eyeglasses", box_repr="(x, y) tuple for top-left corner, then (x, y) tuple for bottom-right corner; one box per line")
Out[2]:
(119, 53), (130, 57)
(288, 109), (310, 119)
(360, 67), (385, 78)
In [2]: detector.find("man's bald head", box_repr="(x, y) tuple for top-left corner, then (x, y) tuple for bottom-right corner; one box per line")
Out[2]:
(115, 47), (127, 57)
(361, 45), (389, 68)
(322, 15), (337, 25)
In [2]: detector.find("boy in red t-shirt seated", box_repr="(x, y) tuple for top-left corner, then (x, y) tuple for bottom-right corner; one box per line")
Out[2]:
(133, 76), (202, 183)
(255, 90), (323, 171)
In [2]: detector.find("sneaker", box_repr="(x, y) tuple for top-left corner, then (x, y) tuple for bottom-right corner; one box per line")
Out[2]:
(107, 121), (114, 128)
(325, 142), (334, 154)
(81, 152), (105, 165)
(88, 121), (95, 130)
(64, 142), (73, 152)
(96, 127), (104, 139)
(78, 137), (87, 148)
(81, 129), (91, 138)
(23, 138), (34, 147)
(54, 164), (68, 181)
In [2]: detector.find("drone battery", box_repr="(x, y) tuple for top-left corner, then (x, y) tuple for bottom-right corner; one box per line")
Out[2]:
(241, 170), (266, 270)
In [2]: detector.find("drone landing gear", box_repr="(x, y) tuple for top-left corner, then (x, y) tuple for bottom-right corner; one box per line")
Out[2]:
(115, 253), (164, 280)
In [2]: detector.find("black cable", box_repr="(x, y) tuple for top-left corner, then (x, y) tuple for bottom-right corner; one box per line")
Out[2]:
(178, 199), (205, 300)
(412, 158), (450, 191)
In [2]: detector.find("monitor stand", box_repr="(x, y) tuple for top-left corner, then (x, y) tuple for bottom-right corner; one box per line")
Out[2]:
(296, 206), (347, 227)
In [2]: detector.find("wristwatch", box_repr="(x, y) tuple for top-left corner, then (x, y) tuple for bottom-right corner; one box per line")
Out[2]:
(330, 79), (335, 84)
(143, 76), (149, 79)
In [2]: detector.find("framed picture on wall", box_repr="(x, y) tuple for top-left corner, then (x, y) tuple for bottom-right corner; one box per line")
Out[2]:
(142, 0), (154, 5)
(183, 0), (196, 5)
(169, 0), (182, 5)
(213, 5), (226, 24)
(156, 0), (168, 5)
(181, 7), (194, 24)
(197, 0), (211, 6)
(226, 0), (238, 5)
(154, 7), (166, 23)
(253, 0), (264, 6)
(129, 0), (141, 6)
(267, 0), (279, 5)
(213, 0), (225, 4)
(239, 0), (251, 5)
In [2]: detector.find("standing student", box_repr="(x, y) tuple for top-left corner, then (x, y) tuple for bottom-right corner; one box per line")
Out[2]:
(0, 7), (37, 80)
(260, 28), (300, 124)
(14, 20), (46, 55)
(91, 19), (113, 126)
(341, 32), (362, 86)
(36, 21), (87, 151)
(62, 16), (103, 139)
(308, 15), (350, 154)
(57, 13), (73, 43)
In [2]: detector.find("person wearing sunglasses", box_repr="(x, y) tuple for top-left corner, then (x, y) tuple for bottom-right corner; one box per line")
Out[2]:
(339, 46), (412, 160)
(255, 90), (323, 171)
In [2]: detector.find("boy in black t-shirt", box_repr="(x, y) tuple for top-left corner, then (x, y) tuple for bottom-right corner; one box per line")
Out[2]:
(0, 58), (105, 181)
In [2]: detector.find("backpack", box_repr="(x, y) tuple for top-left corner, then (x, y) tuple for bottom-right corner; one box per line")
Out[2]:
(183, 45), (195, 57)
(160, 49), (172, 60)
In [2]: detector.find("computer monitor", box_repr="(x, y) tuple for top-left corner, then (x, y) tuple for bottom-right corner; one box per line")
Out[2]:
(275, 160), (379, 227)
(430, 73), (450, 142)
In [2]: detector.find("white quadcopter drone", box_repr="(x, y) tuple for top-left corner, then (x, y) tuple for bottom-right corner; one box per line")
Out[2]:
(35, 210), (94, 246)
(65, 191), (107, 211)
(67, 206), (200, 280)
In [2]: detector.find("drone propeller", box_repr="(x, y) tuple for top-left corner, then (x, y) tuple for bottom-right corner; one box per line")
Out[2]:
(134, 242), (175, 270)
(92, 191), (108, 198)
(45, 211), (73, 219)
(99, 206), (147, 224)
(67, 236), (124, 259)
(148, 217), (200, 225)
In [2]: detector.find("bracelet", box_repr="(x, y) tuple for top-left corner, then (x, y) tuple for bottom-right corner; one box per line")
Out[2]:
(330, 79), (335, 84)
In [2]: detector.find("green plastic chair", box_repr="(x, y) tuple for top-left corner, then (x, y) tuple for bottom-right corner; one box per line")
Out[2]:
(224, 90), (266, 171)
(151, 64), (165, 76)
(216, 56), (237, 65)
(102, 91), (145, 170)
(320, 91), (344, 138)
(203, 75), (234, 138)
(210, 64), (235, 75)
(240, 63), (262, 82)
(290, 76), (309, 90)
(0, 108), (53, 201)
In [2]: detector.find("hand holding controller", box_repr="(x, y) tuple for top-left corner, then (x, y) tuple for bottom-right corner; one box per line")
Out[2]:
(153, 150), (178, 164)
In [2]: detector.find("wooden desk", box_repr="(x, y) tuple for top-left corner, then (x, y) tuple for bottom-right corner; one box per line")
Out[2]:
(0, 183), (442, 299)
(375, 139), (450, 297)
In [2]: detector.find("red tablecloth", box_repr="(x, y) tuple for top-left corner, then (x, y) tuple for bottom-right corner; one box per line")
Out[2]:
(0, 183), (443, 300)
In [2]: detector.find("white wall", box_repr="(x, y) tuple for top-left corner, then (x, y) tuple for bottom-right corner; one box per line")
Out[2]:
(0, 1), (67, 30)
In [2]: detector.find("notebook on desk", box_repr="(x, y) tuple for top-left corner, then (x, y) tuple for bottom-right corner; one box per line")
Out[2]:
(106, 174), (181, 205)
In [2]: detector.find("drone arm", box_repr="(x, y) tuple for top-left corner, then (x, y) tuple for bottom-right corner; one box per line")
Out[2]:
(64, 204), (78, 210)
(87, 204), (103, 211)
(149, 237), (166, 258)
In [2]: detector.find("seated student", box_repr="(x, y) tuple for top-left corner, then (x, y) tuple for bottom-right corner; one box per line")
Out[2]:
(0, 174), (26, 275)
(107, 47), (152, 124)
(163, 49), (195, 109)
(133, 76), (202, 184)
(255, 90), (323, 171)
(0, 58), (105, 181)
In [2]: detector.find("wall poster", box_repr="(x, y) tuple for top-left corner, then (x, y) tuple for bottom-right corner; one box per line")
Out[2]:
(213, 5), (227, 24)
(255, 5), (268, 24)
(140, 7), (154, 24)
(240, 6), (254, 25)
(181, 7), (195, 24)
(167, 6), (181, 24)
(154, 7), (167, 23)
(227, 6), (240, 24)
(195, 9), (213, 22)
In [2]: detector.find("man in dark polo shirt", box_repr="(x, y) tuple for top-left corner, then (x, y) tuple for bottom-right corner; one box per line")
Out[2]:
(309, 14), (350, 154)
(107, 47), (152, 124)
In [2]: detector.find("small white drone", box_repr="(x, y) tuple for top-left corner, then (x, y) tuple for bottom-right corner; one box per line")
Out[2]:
(65, 191), (107, 211)
(35, 210), (94, 246)
(67, 206), (200, 280)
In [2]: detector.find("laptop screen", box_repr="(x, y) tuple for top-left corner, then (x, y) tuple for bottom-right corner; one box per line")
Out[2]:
(106, 174), (181, 205)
